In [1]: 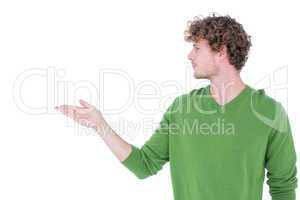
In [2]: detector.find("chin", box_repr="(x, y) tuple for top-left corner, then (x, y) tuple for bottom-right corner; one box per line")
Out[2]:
(194, 72), (208, 79)
(194, 73), (205, 79)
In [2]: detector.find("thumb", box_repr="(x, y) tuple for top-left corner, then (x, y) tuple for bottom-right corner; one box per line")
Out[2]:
(79, 99), (93, 109)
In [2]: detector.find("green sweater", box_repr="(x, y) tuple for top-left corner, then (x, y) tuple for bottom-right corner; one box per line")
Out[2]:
(121, 84), (297, 200)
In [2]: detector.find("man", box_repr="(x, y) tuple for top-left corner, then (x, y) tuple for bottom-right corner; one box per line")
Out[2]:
(55, 13), (297, 200)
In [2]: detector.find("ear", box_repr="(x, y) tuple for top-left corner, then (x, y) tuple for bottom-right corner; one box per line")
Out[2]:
(218, 45), (228, 59)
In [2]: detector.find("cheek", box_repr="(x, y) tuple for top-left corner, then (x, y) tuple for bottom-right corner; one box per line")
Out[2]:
(204, 53), (215, 64)
(195, 53), (210, 64)
(194, 52), (204, 63)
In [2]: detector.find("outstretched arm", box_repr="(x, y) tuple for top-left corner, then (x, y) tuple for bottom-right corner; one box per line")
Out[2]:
(55, 97), (178, 179)
(55, 99), (132, 162)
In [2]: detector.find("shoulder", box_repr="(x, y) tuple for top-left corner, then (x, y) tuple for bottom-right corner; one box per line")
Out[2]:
(169, 85), (208, 111)
(248, 86), (289, 132)
(173, 85), (207, 102)
(178, 85), (209, 100)
(248, 86), (281, 115)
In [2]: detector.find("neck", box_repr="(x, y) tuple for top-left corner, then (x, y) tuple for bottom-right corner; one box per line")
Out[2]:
(209, 71), (246, 106)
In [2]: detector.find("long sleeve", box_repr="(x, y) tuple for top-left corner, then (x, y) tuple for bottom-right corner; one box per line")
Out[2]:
(121, 97), (178, 179)
(265, 103), (298, 200)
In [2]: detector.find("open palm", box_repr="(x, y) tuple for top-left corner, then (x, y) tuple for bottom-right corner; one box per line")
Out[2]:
(55, 99), (105, 131)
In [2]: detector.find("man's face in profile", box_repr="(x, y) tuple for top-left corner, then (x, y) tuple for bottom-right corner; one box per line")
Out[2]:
(187, 39), (219, 79)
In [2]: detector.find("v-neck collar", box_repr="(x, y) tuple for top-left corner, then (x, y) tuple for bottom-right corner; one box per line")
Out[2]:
(205, 83), (251, 113)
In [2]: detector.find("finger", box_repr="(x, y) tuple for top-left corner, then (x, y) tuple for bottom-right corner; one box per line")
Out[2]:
(56, 105), (89, 120)
(56, 105), (68, 112)
(60, 106), (76, 118)
(74, 106), (90, 114)
(79, 99), (93, 109)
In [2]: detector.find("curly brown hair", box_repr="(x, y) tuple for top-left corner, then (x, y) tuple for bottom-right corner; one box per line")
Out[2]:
(184, 13), (252, 71)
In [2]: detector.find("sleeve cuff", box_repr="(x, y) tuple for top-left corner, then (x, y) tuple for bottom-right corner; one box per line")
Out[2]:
(121, 144), (150, 179)
(121, 144), (140, 169)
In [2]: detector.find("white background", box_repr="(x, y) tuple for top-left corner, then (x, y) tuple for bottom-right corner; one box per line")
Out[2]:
(0, 0), (299, 199)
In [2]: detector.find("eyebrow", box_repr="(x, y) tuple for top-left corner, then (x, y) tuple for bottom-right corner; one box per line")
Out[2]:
(193, 44), (199, 48)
